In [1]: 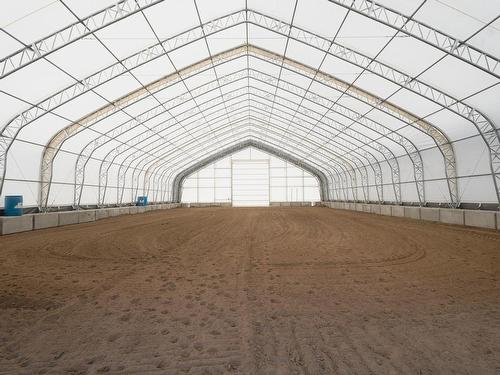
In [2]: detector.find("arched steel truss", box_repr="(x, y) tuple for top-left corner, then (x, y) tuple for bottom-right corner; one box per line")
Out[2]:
(171, 139), (330, 203)
(0, 1), (498, 209)
(39, 45), (438, 209)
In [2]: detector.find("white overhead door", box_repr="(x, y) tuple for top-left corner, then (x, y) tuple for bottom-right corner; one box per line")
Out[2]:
(232, 160), (269, 207)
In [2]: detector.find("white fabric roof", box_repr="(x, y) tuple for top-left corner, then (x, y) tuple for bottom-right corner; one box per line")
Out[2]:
(0, 0), (499, 208)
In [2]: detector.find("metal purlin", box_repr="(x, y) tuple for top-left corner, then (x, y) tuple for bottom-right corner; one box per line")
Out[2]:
(139, 98), (379, 206)
(164, 130), (341, 203)
(61, 47), (400, 207)
(140, 98), (384, 204)
(133, 112), (358, 204)
(0, 7), (495, 194)
(133, 109), (351, 203)
(93, 68), (410, 206)
(165, 131), (339, 203)
(152, 120), (360, 204)
(150, 99), (389, 202)
(77, 47), (422, 209)
(86, 61), (400, 209)
(143, 111), (364, 203)
(88, 69), (403, 207)
(39, 45), (438, 209)
(0, 3), (498, 203)
(87, 48), (430, 207)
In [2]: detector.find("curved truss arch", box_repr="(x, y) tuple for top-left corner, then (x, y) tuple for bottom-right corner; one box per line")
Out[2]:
(39, 45), (441, 209)
(1, 2), (498, 209)
(87, 74), (404, 207)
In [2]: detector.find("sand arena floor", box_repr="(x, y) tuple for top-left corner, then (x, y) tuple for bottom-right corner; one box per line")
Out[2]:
(0, 207), (499, 374)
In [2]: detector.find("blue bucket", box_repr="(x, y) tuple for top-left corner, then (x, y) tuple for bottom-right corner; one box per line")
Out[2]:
(137, 196), (148, 206)
(4, 195), (23, 216)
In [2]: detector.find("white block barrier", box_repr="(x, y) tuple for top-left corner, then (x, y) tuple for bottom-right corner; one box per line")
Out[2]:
(404, 207), (421, 220)
(33, 212), (59, 230)
(78, 210), (96, 223)
(1, 203), (183, 236)
(420, 207), (440, 222)
(464, 210), (496, 229)
(95, 209), (110, 220)
(119, 207), (130, 215)
(0, 215), (33, 235)
(439, 208), (465, 226)
(107, 208), (121, 217)
(391, 206), (405, 217)
(58, 211), (79, 226)
(380, 205), (392, 216)
(321, 201), (498, 230)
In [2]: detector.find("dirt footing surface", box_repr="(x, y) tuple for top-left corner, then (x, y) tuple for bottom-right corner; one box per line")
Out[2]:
(0, 207), (499, 374)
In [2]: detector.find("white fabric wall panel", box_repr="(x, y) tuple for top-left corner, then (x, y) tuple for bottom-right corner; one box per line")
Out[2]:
(181, 147), (321, 204)
(232, 160), (270, 207)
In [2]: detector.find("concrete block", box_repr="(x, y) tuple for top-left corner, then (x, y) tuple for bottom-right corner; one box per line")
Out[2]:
(58, 211), (79, 226)
(33, 212), (59, 229)
(439, 208), (464, 226)
(391, 206), (405, 217)
(107, 208), (121, 217)
(404, 207), (421, 220)
(464, 210), (496, 229)
(118, 207), (130, 215)
(0, 215), (33, 235)
(380, 205), (392, 216)
(95, 209), (110, 220)
(355, 203), (364, 212)
(136, 206), (146, 214)
(144, 205), (153, 211)
(497, 212), (500, 230)
(78, 210), (95, 223)
(370, 205), (381, 215)
(129, 206), (139, 214)
(362, 204), (371, 213)
(420, 207), (440, 222)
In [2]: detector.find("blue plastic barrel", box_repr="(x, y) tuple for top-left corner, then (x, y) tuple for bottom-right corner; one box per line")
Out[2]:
(4, 195), (23, 216)
(137, 196), (148, 206)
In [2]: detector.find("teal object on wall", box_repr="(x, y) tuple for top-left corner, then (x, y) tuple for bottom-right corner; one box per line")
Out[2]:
(4, 195), (23, 216)
(137, 196), (148, 206)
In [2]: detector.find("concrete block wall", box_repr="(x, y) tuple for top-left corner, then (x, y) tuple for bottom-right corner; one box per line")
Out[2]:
(404, 207), (420, 220)
(322, 202), (499, 230)
(33, 212), (59, 230)
(0, 203), (182, 236)
(464, 210), (496, 230)
(380, 205), (392, 216)
(439, 209), (465, 226)
(0, 215), (33, 235)
(78, 210), (96, 223)
(58, 211), (79, 226)
(391, 206), (405, 217)
(420, 207), (440, 222)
